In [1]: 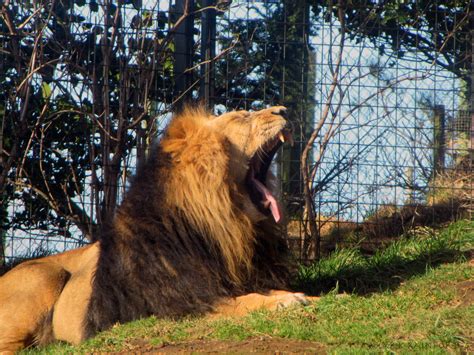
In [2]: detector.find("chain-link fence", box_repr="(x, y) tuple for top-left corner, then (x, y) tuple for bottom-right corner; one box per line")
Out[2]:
(1, 0), (473, 266)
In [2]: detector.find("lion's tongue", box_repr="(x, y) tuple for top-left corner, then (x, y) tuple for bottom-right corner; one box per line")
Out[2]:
(252, 178), (282, 223)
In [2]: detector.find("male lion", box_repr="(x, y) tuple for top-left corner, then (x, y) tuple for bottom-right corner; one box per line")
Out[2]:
(0, 106), (309, 353)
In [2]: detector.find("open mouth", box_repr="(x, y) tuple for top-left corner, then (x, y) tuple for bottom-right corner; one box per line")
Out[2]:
(246, 128), (293, 223)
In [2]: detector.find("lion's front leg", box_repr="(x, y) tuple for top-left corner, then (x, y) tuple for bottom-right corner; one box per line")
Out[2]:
(213, 290), (317, 317)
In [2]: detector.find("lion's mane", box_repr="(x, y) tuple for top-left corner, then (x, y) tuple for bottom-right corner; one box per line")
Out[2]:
(85, 108), (289, 336)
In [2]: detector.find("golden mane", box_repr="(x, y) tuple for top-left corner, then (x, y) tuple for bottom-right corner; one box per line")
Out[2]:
(161, 108), (255, 283)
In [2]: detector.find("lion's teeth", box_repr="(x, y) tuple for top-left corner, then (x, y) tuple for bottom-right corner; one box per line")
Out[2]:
(280, 130), (294, 146)
(278, 131), (286, 143)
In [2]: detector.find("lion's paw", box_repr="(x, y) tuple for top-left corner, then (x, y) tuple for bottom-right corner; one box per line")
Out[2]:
(212, 291), (318, 317)
(272, 292), (311, 310)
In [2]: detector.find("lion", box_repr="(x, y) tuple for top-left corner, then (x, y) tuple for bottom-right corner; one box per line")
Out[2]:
(0, 106), (310, 353)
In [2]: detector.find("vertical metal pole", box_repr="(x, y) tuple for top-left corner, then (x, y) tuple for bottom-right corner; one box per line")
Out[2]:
(200, 0), (216, 108)
(174, 0), (195, 109)
(469, 8), (474, 218)
(470, 25), (474, 163)
(433, 105), (446, 174)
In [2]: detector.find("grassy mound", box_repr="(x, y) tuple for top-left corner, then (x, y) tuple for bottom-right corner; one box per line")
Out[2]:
(24, 219), (473, 354)
(296, 219), (473, 294)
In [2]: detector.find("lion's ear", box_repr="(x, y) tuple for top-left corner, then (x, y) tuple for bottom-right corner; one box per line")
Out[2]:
(162, 114), (230, 185)
(161, 115), (201, 155)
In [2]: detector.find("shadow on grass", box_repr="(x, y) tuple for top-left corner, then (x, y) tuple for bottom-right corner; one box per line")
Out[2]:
(296, 249), (469, 296)
(294, 220), (473, 296)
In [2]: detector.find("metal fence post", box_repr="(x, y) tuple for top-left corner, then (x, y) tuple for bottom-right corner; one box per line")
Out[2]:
(469, 5), (474, 219)
(470, 28), (474, 164)
(433, 105), (446, 175)
(174, 0), (195, 109)
(200, 0), (216, 108)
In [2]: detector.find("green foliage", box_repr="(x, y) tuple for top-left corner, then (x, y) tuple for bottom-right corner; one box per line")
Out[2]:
(0, 0), (173, 240)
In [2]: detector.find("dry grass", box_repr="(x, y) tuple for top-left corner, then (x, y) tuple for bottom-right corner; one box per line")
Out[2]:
(361, 201), (464, 240)
(427, 164), (473, 213)
(285, 164), (472, 257)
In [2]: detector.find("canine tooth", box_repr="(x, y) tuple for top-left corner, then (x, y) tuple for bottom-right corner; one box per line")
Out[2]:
(278, 131), (286, 143)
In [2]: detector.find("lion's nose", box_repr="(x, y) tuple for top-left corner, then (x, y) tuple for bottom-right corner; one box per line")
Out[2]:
(271, 106), (287, 118)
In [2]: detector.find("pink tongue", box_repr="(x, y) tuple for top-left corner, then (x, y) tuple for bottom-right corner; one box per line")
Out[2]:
(252, 178), (282, 223)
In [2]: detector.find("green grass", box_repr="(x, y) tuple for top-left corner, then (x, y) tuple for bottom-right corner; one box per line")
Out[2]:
(297, 219), (473, 294)
(24, 219), (474, 353)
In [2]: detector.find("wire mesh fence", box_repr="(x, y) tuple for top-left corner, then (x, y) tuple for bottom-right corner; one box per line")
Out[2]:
(1, 0), (473, 266)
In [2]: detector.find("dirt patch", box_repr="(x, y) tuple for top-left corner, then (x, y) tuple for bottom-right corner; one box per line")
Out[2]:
(456, 279), (474, 307)
(119, 337), (326, 354)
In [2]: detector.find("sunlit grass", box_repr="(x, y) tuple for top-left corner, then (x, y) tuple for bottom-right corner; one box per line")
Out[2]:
(296, 219), (473, 294)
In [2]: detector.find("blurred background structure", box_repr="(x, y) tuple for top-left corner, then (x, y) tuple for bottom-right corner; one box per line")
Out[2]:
(1, 0), (473, 266)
